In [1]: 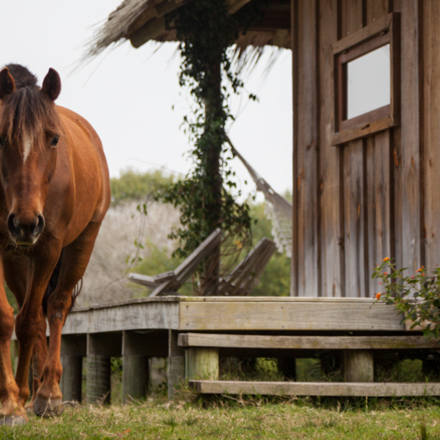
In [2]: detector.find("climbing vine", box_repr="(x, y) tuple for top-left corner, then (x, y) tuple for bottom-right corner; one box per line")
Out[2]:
(158, 0), (264, 277)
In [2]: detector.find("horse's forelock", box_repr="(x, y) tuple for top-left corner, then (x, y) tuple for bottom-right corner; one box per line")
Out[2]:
(0, 85), (61, 157)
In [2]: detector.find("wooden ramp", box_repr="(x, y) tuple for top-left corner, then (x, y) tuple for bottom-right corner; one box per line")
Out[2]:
(190, 381), (440, 397)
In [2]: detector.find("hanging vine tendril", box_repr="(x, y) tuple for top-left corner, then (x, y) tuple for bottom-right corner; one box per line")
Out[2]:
(157, 0), (264, 285)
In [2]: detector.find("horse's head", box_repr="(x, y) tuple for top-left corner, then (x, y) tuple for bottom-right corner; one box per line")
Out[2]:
(0, 66), (62, 247)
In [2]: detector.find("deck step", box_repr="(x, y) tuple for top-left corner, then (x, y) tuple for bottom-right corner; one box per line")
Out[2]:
(189, 380), (440, 396)
(178, 333), (440, 350)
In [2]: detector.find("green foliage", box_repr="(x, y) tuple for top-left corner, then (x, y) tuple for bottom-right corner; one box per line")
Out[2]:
(159, 1), (264, 260)
(373, 259), (440, 340)
(110, 169), (174, 205)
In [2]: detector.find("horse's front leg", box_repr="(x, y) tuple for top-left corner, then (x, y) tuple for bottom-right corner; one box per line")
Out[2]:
(14, 250), (60, 413)
(3, 256), (48, 411)
(33, 221), (102, 417)
(0, 260), (25, 425)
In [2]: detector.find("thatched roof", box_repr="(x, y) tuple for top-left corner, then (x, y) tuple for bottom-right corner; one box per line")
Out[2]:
(85, 0), (291, 60)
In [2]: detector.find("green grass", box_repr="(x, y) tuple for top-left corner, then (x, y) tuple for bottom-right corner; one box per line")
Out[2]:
(1, 398), (439, 439)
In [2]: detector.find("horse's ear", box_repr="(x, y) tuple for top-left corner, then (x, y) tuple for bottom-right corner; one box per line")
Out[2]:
(42, 68), (61, 101)
(0, 68), (15, 100)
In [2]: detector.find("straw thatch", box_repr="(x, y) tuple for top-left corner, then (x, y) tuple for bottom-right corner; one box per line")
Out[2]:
(83, 0), (291, 61)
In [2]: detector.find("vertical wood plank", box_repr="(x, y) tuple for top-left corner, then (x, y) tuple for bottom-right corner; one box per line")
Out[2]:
(392, 0), (423, 275)
(423, 0), (440, 273)
(319, 0), (341, 297)
(296, 0), (319, 296)
(390, 0), (403, 275)
(340, 0), (367, 297)
(365, 0), (391, 295)
(291, 0), (299, 296)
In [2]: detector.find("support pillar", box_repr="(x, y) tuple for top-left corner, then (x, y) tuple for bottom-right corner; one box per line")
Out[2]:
(186, 348), (219, 380)
(168, 330), (185, 400)
(87, 355), (111, 404)
(168, 356), (185, 399)
(122, 355), (148, 402)
(61, 356), (83, 402)
(344, 350), (374, 382)
(86, 333), (122, 404)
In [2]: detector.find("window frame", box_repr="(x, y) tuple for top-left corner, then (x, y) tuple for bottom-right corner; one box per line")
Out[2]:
(332, 13), (400, 146)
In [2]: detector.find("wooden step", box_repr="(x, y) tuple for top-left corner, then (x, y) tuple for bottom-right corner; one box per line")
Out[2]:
(189, 380), (440, 396)
(178, 333), (440, 350)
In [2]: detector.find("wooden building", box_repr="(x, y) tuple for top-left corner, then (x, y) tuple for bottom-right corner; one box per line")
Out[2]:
(88, 0), (440, 299)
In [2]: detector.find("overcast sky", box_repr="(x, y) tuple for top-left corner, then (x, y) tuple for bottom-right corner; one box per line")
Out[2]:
(1, 0), (292, 200)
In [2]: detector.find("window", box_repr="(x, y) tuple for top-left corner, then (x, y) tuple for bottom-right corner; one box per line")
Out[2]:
(332, 13), (400, 146)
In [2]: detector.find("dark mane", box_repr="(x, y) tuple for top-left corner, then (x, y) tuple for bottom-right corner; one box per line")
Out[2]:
(5, 64), (38, 89)
(0, 65), (61, 149)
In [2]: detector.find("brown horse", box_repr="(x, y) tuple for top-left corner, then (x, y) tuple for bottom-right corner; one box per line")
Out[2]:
(0, 64), (110, 425)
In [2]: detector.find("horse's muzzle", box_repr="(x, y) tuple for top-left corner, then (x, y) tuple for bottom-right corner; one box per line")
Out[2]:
(7, 213), (45, 246)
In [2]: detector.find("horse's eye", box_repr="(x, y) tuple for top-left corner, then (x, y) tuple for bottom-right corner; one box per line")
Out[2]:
(51, 136), (59, 147)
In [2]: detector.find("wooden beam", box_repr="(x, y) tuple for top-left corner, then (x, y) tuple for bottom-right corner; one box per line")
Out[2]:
(190, 380), (440, 396)
(178, 333), (440, 350)
(179, 300), (404, 331)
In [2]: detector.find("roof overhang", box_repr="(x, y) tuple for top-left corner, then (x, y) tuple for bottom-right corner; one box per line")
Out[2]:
(88, 0), (291, 58)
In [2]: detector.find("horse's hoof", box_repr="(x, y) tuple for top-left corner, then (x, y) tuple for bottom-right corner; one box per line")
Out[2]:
(33, 396), (64, 418)
(0, 414), (28, 426)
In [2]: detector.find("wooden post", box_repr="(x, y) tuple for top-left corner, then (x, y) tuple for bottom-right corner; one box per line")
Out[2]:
(344, 350), (374, 382)
(122, 355), (148, 402)
(61, 356), (83, 402)
(87, 355), (111, 404)
(86, 333), (122, 404)
(168, 330), (185, 400)
(168, 356), (185, 399)
(186, 348), (219, 380)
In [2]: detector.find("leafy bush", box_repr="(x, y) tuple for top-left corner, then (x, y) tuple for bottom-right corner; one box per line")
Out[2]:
(373, 258), (440, 340)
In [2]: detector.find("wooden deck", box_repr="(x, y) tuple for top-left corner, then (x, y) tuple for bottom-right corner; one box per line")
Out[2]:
(62, 296), (406, 334)
(12, 296), (436, 402)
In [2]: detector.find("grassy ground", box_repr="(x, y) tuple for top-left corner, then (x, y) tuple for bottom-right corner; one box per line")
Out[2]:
(0, 397), (439, 440)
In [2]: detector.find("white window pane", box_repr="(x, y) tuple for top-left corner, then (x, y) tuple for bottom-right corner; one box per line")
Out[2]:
(347, 44), (390, 120)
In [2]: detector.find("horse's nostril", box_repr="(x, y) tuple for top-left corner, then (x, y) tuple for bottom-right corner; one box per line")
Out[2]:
(7, 213), (18, 235)
(34, 214), (45, 236)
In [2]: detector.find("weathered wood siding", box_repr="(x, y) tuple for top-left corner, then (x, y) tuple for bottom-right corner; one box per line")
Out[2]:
(291, 0), (439, 297)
